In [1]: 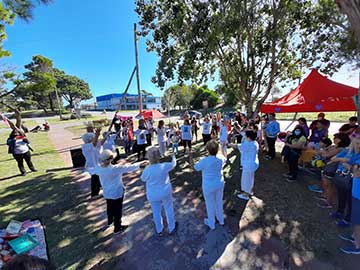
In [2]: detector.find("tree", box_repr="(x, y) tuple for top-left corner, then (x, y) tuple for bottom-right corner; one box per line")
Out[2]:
(16, 55), (56, 113)
(336, 0), (360, 47)
(161, 85), (179, 111)
(190, 84), (219, 109)
(54, 69), (92, 108)
(135, 0), (355, 116)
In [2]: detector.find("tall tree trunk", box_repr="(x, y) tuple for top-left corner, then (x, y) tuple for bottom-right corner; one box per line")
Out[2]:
(336, 0), (360, 46)
(49, 93), (54, 111)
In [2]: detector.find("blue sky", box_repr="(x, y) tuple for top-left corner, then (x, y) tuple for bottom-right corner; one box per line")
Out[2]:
(3, 0), (359, 103)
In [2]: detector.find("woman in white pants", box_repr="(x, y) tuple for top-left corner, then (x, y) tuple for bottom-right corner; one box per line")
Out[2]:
(141, 147), (178, 235)
(229, 130), (259, 200)
(155, 120), (167, 157)
(194, 140), (226, 230)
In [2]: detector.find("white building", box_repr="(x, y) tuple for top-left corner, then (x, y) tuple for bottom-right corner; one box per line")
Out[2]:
(96, 93), (161, 111)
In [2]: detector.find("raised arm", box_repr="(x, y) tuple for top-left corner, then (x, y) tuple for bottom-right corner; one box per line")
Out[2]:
(93, 128), (102, 147)
(15, 109), (22, 129)
(164, 154), (177, 171)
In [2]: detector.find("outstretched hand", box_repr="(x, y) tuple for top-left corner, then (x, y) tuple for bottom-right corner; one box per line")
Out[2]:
(95, 128), (102, 135)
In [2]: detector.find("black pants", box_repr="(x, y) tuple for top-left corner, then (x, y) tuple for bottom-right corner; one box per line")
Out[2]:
(146, 134), (152, 146)
(337, 182), (353, 222)
(192, 129), (198, 140)
(202, 134), (211, 145)
(287, 150), (301, 179)
(182, 140), (192, 152)
(266, 137), (277, 159)
(137, 144), (146, 160)
(106, 197), (124, 232)
(91, 174), (101, 197)
(13, 151), (35, 174)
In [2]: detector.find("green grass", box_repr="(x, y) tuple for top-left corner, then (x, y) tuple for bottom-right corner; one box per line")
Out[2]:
(0, 132), (110, 270)
(47, 115), (107, 125)
(0, 120), (38, 130)
(275, 111), (356, 122)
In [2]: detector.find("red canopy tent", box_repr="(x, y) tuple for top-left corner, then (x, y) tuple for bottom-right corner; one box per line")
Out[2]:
(261, 69), (358, 113)
(135, 110), (166, 120)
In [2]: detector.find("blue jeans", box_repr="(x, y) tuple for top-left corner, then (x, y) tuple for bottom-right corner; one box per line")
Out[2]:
(172, 143), (179, 155)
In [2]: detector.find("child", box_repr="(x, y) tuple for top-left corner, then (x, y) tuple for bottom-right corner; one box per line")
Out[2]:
(229, 130), (259, 200)
(81, 128), (103, 197)
(181, 119), (192, 153)
(93, 149), (142, 235)
(219, 118), (229, 158)
(191, 116), (199, 142)
(194, 140), (226, 230)
(171, 131), (180, 155)
(202, 116), (212, 145)
(155, 120), (167, 157)
(135, 119), (148, 161)
(140, 147), (178, 235)
(166, 123), (176, 146)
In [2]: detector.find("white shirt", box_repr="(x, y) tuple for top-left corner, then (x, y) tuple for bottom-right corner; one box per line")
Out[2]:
(93, 164), (140, 199)
(181, 125), (192, 140)
(13, 138), (29, 154)
(156, 127), (166, 143)
(141, 155), (176, 201)
(219, 123), (228, 142)
(194, 155), (226, 190)
(103, 134), (117, 151)
(238, 140), (259, 171)
(81, 142), (102, 173)
(202, 122), (212, 135)
(135, 129), (148, 145)
(168, 128), (176, 138)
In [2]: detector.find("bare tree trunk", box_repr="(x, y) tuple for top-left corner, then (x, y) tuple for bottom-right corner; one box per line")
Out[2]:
(49, 93), (54, 111)
(336, 0), (360, 46)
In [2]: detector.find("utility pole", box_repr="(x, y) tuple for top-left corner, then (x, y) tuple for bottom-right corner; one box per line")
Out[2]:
(134, 23), (142, 113)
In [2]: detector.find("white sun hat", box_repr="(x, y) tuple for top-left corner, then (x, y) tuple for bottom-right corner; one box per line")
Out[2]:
(99, 149), (114, 163)
(81, 132), (95, 143)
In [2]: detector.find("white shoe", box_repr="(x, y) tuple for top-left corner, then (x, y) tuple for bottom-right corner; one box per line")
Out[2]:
(237, 194), (250, 200)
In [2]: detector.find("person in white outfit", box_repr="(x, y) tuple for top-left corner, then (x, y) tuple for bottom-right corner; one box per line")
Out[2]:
(202, 116), (212, 145)
(92, 149), (142, 235)
(219, 118), (229, 158)
(141, 147), (178, 235)
(155, 120), (167, 157)
(229, 130), (259, 200)
(194, 140), (226, 230)
(81, 128), (103, 197)
(181, 119), (192, 153)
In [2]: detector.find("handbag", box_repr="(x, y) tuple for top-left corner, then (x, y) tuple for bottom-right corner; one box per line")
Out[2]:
(333, 171), (353, 191)
(322, 162), (339, 179)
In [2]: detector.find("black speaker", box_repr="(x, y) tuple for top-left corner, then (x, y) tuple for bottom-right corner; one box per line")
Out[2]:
(70, 148), (86, 168)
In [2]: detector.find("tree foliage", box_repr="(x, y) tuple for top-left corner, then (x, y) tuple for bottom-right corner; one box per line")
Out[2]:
(161, 83), (219, 110)
(136, 0), (358, 116)
(54, 68), (92, 108)
(16, 55), (56, 113)
(336, 0), (360, 47)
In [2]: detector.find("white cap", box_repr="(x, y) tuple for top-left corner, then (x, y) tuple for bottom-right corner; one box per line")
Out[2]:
(81, 132), (95, 143)
(99, 149), (114, 162)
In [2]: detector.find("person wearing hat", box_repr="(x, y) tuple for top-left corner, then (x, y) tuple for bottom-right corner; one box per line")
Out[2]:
(81, 128), (102, 197)
(140, 147), (178, 236)
(93, 149), (142, 235)
(194, 140), (226, 230)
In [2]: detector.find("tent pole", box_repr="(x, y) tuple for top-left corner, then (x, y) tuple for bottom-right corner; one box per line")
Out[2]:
(284, 112), (298, 131)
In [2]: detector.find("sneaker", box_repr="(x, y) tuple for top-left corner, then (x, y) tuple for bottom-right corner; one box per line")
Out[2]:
(314, 196), (327, 202)
(283, 173), (292, 178)
(263, 155), (271, 160)
(169, 221), (179, 235)
(30, 168), (38, 172)
(340, 246), (360, 255)
(157, 231), (163, 237)
(204, 218), (215, 230)
(237, 194), (250, 200)
(308, 185), (323, 193)
(339, 234), (355, 244)
(329, 212), (343, 220)
(317, 202), (332, 209)
(21, 172), (27, 176)
(337, 219), (351, 228)
(286, 177), (296, 183)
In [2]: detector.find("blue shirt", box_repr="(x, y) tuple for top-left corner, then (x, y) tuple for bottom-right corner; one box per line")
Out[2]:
(337, 150), (360, 173)
(265, 120), (280, 138)
(353, 177), (360, 199)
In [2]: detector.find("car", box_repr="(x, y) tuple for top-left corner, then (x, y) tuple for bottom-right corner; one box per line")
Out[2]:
(179, 110), (202, 119)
